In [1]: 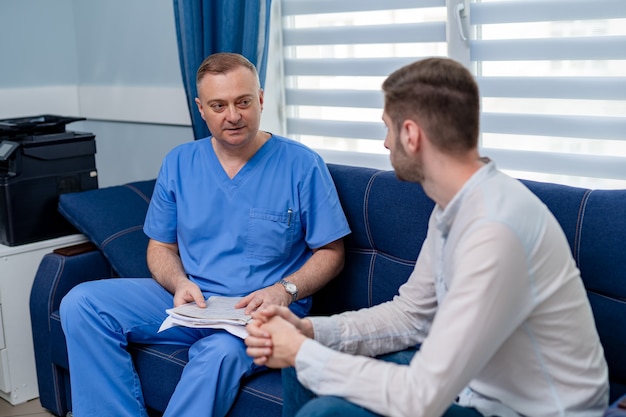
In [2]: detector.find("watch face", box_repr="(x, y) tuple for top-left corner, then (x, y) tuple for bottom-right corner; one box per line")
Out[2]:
(284, 282), (297, 293)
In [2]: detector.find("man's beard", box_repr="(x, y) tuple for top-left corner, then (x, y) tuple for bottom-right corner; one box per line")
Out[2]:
(391, 133), (424, 184)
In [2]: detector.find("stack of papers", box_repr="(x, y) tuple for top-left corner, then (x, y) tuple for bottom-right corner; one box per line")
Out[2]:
(159, 296), (251, 339)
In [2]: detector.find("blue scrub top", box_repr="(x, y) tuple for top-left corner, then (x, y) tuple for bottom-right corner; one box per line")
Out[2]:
(144, 134), (350, 315)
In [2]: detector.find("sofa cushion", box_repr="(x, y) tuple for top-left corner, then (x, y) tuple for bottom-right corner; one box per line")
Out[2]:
(58, 180), (156, 277)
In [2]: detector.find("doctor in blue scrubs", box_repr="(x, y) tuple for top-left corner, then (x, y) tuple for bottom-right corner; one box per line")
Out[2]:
(60, 52), (350, 417)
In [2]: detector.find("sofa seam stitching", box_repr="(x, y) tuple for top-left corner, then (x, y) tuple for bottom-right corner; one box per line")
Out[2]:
(574, 189), (593, 269)
(363, 171), (384, 248)
(100, 225), (145, 249)
(47, 255), (65, 332)
(46, 255), (66, 413)
(349, 248), (416, 266)
(124, 183), (151, 204)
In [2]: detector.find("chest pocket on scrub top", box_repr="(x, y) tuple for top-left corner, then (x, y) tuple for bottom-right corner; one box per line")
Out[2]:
(246, 208), (295, 260)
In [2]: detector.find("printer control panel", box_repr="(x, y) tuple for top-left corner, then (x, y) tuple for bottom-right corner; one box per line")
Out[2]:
(0, 141), (18, 161)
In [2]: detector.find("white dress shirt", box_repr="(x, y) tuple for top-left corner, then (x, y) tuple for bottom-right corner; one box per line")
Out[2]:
(295, 161), (609, 417)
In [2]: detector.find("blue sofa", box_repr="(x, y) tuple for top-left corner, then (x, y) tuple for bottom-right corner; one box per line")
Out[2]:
(30, 163), (626, 416)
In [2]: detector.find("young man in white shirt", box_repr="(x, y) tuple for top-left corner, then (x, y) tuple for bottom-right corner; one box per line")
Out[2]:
(244, 57), (609, 417)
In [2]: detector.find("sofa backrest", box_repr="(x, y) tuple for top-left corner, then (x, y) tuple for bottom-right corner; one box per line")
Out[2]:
(321, 164), (626, 403)
(313, 164), (433, 315)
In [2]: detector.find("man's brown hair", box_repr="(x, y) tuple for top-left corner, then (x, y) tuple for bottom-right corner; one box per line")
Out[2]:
(382, 57), (480, 154)
(196, 52), (260, 89)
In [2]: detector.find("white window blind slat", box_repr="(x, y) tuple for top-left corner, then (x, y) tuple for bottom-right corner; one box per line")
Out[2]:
(283, 22), (446, 46)
(471, 36), (626, 61)
(283, 57), (424, 77)
(282, 0), (445, 16)
(482, 148), (626, 181)
(470, 0), (626, 25)
(477, 77), (626, 100)
(481, 113), (626, 141)
(287, 118), (386, 140)
(285, 89), (383, 109)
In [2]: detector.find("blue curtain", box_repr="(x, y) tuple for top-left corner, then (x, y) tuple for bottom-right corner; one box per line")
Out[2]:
(173, 0), (273, 140)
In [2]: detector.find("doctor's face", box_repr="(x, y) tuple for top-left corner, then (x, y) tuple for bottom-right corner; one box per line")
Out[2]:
(195, 66), (264, 149)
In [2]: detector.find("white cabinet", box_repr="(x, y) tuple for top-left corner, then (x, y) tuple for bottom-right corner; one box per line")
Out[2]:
(0, 234), (86, 405)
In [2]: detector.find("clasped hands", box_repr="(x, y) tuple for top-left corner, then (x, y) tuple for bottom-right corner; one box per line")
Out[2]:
(244, 305), (309, 369)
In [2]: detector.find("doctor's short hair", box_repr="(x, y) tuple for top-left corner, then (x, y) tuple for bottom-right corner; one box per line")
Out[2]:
(196, 52), (260, 89)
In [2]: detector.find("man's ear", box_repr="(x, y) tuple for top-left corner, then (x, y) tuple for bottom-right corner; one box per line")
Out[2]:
(401, 119), (420, 153)
(194, 97), (206, 121)
(259, 88), (264, 111)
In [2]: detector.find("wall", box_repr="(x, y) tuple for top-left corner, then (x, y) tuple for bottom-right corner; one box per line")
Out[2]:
(0, 0), (282, 187)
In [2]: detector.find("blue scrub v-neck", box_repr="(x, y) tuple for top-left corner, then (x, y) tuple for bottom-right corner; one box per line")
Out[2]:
(207, 135), (277, 198)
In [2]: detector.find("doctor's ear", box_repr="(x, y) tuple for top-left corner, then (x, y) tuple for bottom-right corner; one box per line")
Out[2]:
(194, 98), (206, 121)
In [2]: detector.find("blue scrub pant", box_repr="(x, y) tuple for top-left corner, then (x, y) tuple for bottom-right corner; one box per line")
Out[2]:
(282, 348), (483, 417)
(60, 278), (261, 417)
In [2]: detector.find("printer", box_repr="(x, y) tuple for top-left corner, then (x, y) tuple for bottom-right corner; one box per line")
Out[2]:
(0, 115), (98, 246)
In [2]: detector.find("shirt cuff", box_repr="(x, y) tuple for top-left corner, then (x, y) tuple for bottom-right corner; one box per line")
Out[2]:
(295, 338), (335, 393)
(309, 316), (342, 349)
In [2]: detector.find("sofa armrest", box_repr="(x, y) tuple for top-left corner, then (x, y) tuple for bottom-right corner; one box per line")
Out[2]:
(31, 246), (114, 317)
(30, 245), (114, 416)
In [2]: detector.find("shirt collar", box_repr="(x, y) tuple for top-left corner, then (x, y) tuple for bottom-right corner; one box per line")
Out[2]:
(435, 159), (496, 237)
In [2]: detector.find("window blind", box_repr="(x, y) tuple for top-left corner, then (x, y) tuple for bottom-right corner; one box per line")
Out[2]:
(280, 0), (626, 187)
(281, 0), (447, 157)
(469, 0), (626, 187)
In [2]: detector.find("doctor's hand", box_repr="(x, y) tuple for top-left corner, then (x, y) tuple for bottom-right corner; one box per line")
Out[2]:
(235, 283), (292, 315)
(172, 279), (206, 308)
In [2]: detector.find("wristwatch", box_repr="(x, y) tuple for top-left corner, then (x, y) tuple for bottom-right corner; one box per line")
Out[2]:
(279, 279), (298, 302)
